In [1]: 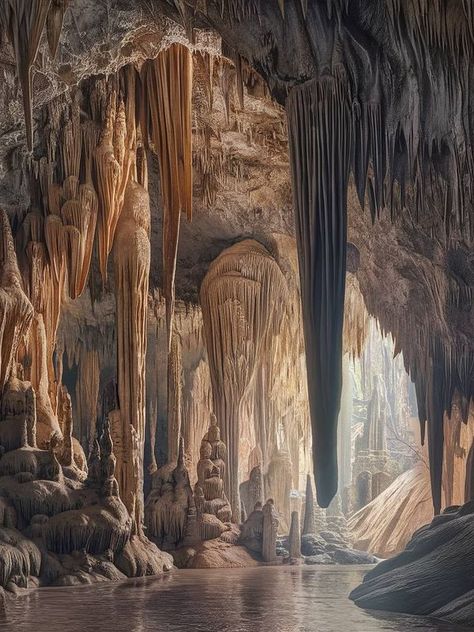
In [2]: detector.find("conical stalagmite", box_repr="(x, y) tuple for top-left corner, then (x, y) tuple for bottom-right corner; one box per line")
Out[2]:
(262, 499), (279, 563)
(288, 510), (302, 559)
(302, 474), (315, 536)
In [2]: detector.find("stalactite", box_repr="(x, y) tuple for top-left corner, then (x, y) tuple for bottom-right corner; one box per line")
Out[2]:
(343, 274), (369, 359)
(46, 0), (68, 59)
(287, 72), (352, 507)
(0, 0), (52, 150)
(200, 240), (288, 520)
(113, 177), (150, 530)
(141, 44), (193, 350)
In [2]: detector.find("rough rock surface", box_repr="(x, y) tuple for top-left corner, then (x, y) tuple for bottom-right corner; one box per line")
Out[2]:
(350, 502), (474, 623)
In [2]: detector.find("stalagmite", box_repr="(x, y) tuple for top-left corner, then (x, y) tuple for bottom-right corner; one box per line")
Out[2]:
(302, 474), (315, 536)
(288, 510), (302, 559)
(287, 72), (352, 507)
(200, 240), (288, 519)
(145, 437), (195, 548)
(113, 177), (150, 529)
(240, 465), (264, 518)
(142, 44), (193, 349)
(195, 415), (232, 531)
(262, 499), (278, 563)
(57, 385), (73, 467)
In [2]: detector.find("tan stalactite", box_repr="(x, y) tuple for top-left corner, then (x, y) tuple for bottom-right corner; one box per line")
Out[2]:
(94, 68), (138, 284)
(0, 209), (34, 391)
(343, 273), (369, 359)
(200, 239), (288, 520)
(46, 0), (68, 59)
(142, 44), (193, 350)
(0, 0), (52, 151)
(113, 177), (151, 530)
(95, 97), (123, 282)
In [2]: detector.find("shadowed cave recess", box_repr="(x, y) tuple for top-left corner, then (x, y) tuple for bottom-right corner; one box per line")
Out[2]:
(0, 0), (473, 629)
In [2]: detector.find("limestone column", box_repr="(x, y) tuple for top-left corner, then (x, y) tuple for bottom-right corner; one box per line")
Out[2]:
(113, 177), (150, 530)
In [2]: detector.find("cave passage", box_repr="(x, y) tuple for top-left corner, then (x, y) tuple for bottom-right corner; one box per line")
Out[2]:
(0, 1), (473, 630)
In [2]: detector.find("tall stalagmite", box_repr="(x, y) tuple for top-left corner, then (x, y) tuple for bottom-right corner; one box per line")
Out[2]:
(287, 73), (352, 507)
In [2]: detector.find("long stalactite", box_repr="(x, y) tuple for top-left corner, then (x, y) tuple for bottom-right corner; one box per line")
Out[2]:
(287, 72), (352, 507)
(141, 44), (193, 351)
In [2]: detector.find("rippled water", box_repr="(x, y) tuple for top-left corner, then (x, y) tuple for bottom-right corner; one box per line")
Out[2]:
(0, 566), (469, 632)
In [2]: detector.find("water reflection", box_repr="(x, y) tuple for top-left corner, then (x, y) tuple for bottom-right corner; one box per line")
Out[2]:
(0, 566), (469, 632)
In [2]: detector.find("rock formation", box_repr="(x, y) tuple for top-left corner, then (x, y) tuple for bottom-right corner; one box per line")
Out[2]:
(0, 1), (473, 625)
(262, 499), (279, 563)
(200, 240), (288, 519)
(113, 178), (150, 531)
(288, 511), (301, 560)
(302, 474), (315, 536)
(0, 360), (172, 592)
(195, 415), (232, 526)
(145, 437), (195, 549)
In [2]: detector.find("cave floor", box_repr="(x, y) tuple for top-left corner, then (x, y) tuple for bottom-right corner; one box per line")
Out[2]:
(0, 566), (469, 632)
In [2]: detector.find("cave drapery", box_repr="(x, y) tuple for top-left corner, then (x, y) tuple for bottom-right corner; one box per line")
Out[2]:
(200, 240), (288, 519)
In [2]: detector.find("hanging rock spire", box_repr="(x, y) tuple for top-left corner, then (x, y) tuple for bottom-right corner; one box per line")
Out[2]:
(287, 71), (352, 507)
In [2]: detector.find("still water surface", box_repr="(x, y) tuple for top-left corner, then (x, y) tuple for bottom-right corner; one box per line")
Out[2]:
(0, 566), (470, 632)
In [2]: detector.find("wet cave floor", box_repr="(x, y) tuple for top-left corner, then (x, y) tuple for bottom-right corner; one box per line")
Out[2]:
(0, 566), (469, 632)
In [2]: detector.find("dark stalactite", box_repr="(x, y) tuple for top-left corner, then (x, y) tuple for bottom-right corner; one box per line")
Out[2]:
(287, 71), (352, 508)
